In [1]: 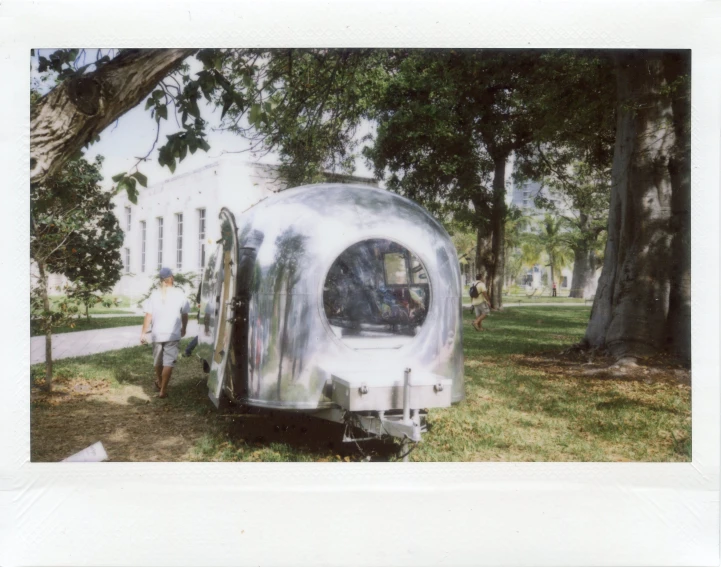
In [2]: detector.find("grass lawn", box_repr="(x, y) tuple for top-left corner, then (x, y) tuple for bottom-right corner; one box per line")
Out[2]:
(30, 306), (691, 462)
(87, 308), (136, 315)
(30, 316), (145, 337)
(462, 295), (587, 305)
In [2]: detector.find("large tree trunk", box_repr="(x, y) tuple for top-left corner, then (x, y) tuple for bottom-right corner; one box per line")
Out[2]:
(569, 243), (596, 299)
(569, 213), (595, 299)
(489, 157), (507, 309)
(664, 52), (691, 363)
(31, 48), (195, 186)
(37, 261), (53, 391)
(584, 52), (690, 363)
(474, 224), (492, 280)
(549, 263), (555, 292)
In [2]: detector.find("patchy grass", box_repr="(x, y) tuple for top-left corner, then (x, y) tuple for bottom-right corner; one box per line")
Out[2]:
(30, 306), (690, 462)
(30, 316), (145, 337)
(414, 307), (691, 462)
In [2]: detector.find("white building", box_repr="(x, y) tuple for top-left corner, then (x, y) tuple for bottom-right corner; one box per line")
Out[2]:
(111, 157), (377, 302)
(111, 158), (281, 301)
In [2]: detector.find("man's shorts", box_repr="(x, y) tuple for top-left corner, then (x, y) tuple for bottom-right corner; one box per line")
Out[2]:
(473, 303), (490, 317)
(152, 341), (180, 368)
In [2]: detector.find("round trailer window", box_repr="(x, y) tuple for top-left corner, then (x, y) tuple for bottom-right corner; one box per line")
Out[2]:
(323, 239), (430, 348)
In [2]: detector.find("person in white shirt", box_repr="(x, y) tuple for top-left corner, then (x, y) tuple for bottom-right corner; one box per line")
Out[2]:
(140, 267), (190, 398)
(470, 271), (492, 332)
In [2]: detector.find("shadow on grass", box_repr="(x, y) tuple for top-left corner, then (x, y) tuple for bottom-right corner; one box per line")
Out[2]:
(462, 306), (591, 356)
(32, 340), (400, 462)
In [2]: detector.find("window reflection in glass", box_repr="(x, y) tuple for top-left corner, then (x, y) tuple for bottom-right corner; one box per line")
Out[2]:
(323, 239), (430, 348)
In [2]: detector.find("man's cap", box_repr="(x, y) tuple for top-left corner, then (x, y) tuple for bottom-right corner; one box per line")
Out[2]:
(159, 267), (173, 279)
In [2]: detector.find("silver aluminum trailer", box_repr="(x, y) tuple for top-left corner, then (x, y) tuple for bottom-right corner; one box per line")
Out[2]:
(195, 184), (464, 447)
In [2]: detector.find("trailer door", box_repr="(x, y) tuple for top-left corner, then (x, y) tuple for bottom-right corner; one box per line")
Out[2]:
(206, 208), (239, 407)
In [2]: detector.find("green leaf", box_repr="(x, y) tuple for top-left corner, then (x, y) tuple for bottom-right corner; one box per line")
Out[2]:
(130, 171), (148, 188)
(249, 104), (261, 126)
(111, 172), (126, 183)
(127, 185), (139, 205)
(157, 105), (168, 121)
(116, 178), (129, 196)
(221, 96), (233, 120)
(189, 98), (201, 119)
(145, 98), (154, 110)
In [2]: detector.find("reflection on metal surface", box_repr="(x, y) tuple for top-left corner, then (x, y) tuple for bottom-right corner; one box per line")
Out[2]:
(203, 183), (464, 428)
(323, 239), (429, 348)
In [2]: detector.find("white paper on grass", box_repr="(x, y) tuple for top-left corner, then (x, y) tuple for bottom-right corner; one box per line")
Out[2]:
(61, 442), (109, 463)
(0, 2), (719, 566)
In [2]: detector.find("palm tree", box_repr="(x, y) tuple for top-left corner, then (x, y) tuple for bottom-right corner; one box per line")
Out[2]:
(503, 208), (532, 288)
(521, 214), (573, 292)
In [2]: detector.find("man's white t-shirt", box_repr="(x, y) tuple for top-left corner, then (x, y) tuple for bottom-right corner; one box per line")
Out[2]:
(142, 287), (190, 342)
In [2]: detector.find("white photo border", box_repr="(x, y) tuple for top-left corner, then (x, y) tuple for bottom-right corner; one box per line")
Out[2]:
(1, 1), (718, 565)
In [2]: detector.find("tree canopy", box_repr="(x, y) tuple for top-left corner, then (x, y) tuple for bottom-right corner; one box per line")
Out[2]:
(30, 47), (691, 363)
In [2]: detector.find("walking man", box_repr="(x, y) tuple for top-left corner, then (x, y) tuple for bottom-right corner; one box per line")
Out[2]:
(140, 267), (190, 398)
(470, 272), (492, 332)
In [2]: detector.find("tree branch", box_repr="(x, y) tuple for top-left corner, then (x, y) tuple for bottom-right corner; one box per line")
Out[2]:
(31, 48), (196, 186)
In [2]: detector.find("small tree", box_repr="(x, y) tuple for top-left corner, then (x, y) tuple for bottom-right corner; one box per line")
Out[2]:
(66, 279), (118, 319)
(31, 155), (124, 390)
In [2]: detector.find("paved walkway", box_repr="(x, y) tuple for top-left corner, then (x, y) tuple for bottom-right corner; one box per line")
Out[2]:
(31, 320), (199, 364)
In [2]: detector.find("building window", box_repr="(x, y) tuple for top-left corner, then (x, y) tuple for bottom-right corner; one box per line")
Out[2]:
(198, 208), (206, 269)
(157, 217), (164, 270)
(140, 221), (146, 273)
(176, 213), (183, 270)
(125, 207), (131, 232)
(124, 248), (130, 273)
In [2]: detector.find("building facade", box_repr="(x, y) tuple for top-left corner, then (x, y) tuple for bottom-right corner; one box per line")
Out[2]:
(110, 159), (285, 301)
(110, 157), (378, 302)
